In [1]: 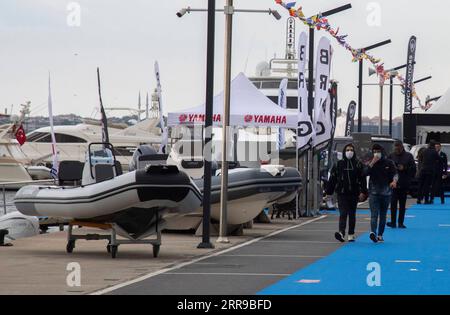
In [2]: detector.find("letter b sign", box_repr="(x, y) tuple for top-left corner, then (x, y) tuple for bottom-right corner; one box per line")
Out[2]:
(320, 49), (329, 65)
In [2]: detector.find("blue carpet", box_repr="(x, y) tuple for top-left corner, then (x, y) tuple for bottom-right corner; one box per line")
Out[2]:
(259, 198), (450, 295)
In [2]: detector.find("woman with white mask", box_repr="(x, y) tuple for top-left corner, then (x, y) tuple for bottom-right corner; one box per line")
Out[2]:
(326, 144), (368, 243)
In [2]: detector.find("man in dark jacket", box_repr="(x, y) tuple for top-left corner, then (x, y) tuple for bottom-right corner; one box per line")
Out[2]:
(365, 144), (398, 243)
(434, 142), (448, 204)
(387, 141), (416, 229)
(327, 144), (368, 243)
(418, 141), (441, 204)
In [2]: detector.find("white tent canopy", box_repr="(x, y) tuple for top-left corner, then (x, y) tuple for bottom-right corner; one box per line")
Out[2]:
(168, 73), (298, 128)
(427, 88), (450, 114)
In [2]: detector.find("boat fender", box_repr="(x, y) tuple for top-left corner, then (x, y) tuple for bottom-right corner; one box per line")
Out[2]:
(145, 164), (180, 175)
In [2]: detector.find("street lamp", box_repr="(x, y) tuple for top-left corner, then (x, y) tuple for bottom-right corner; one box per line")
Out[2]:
(176, 8), (189, 18)
(356, 39), (392, 132)
(177, 7), (282, 20)
(178, 0), (216, 249)
(368, 66), (431, 136)
(369, 68), (400, 135)
(178, 3), (281, 245)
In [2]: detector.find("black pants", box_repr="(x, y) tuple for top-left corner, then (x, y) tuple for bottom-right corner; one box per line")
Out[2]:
(434, 176), (445, 204)
(418, 172), (434, 203)
(337, 195), (358, 236)
(391, 188), (408, 225)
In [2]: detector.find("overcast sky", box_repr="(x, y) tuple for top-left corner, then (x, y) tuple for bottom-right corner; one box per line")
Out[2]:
(0, 0), (448, 119)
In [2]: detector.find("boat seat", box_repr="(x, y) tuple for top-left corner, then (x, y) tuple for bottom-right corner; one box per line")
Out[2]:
(94, 164), (115, 183)
(58, 161), (84, 186)
(115, 161), (123, 176)
(181, 160), (204, 169)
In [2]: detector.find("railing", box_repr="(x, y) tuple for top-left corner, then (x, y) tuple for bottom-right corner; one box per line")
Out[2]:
(1, 179), (56, 215)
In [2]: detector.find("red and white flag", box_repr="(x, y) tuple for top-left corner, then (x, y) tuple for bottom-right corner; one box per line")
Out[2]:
(15, 125), (26, 146)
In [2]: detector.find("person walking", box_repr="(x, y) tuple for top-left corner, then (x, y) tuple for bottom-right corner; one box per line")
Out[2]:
(387, 141), (416, 229)
(365, 144), (398, 243)
(418, 141), (440, 204)
(434, 142), (448, 204)
(416, 147), (426, 202)
(326, 144), (368, 243)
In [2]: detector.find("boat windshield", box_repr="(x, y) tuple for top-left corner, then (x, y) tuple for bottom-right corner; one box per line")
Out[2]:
(28, 132), (87, 143)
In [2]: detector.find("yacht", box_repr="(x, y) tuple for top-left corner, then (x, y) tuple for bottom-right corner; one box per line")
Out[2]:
(0, 106), (35, 187)
(247, 18), (300, 149)
(22, 116), (162, 172)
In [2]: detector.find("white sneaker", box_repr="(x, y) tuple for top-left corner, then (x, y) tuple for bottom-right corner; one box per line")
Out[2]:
(348, 235), (356, 242)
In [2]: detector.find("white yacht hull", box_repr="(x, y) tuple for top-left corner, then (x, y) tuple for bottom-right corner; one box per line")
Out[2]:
(0, 159), (33, 189)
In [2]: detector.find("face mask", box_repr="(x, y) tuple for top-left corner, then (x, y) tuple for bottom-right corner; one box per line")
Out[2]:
(345, 151), (354, 160)
(374, 153), (382, 159)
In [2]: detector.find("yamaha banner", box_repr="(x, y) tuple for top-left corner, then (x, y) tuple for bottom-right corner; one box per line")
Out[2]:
(277, 78), (288, 150)
(313, 36), (332, 148)
(345, 101), (357, 137)
(404, 36), (417, 113)
(296, 31), (313, 153)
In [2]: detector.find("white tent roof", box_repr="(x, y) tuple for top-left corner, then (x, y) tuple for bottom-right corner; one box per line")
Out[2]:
(427, 88), (450, 114)
(168, 73), (298, 128)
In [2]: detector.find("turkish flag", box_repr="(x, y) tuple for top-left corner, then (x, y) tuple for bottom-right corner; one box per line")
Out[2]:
(15, 125), (27, 146)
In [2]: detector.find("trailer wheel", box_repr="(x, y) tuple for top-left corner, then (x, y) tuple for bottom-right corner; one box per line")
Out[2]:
(66, 240), (75, 253)
(109, 245), (118, 259)
(153, 245), (160, 258)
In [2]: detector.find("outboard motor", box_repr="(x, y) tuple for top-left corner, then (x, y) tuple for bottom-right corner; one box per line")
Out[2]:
(130, 145), (168, 171)
(129, 145), (158, 171)
(82, 143), (119, 186)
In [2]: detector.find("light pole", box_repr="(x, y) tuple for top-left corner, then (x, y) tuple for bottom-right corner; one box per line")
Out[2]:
(369, 68), (400, 135)
(177, 7), (282, 18)
(218, 0), (234, 244)
(368, 68), (430, 136)
(356, 40), (392, 132)
(177, 3), (281, 244)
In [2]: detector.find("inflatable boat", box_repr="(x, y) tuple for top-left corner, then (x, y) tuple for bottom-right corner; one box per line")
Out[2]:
(192, 165), (302, 225)
(14, 144), (203, 240)
(130, 146), (302, 227)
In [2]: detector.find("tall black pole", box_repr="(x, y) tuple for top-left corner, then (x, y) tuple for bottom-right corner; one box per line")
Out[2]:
(198, 0), (215, 249)
(357, 60), (363, 132)
(389, 76), (394, 137)
(308, 29), (315, 116)
(305, 27), (314, 216)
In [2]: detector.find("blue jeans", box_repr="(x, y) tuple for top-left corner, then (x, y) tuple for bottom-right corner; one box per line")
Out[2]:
(369, 194), (391, 236)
